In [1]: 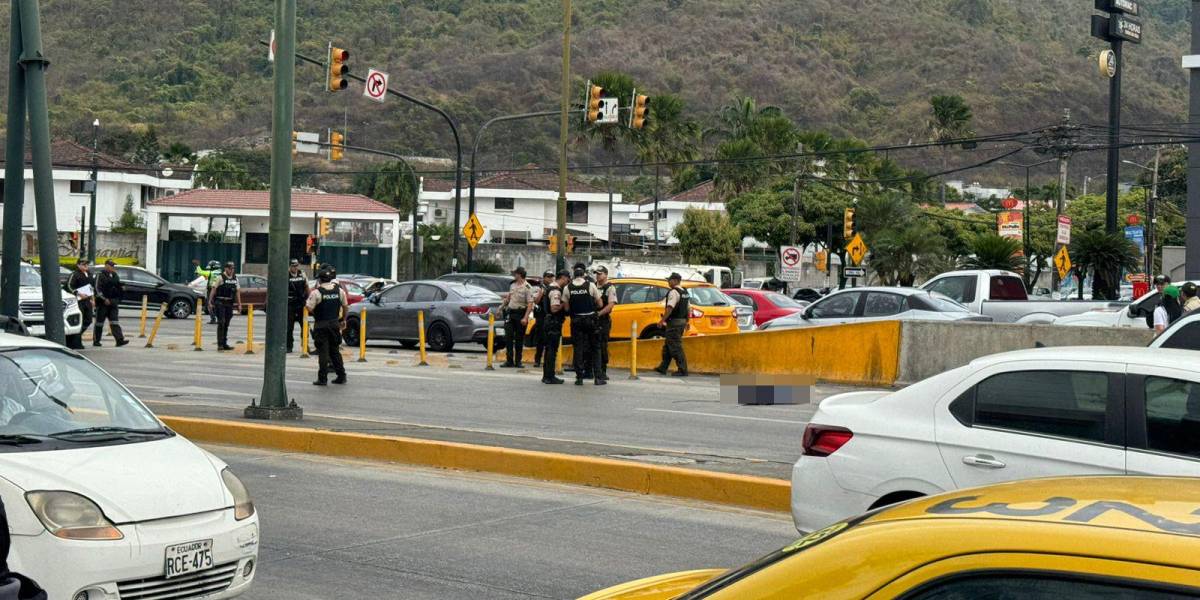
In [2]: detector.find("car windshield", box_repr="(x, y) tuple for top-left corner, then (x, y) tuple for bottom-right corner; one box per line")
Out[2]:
(687, 287), (731, 306)
(343, 282), (365, 295)
(19, 265), (41, 287)
(765, 292), (804, 308)
(448, 283), (499, 301)
(0, 348), (167, 449)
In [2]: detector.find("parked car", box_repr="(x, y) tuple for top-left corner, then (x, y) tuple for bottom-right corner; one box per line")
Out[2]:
(0, 332), (259, 598)
(307, 278), (366, 305)
(583, 476), (1200, 599)
(1149, 311), (1200, 349)
(1055, 281), (1200, 329)
(437, 273), (513, 300)
(921, 269), (1120, 324)
(344, 280), (505, 352)
(792, 287), (825, 303)
(235, 274), (268, 313)
(789, 345), (1200, 533)
(562, 278), (742, 340)
(724, 288), (809, 326)
(359, 278), (399, 299)
(0, 262), (84, 338)
(760, 287), (989, 330)
(112, 265), (204, 319)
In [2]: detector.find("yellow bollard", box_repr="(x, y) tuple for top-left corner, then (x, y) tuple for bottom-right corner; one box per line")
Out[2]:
(300, 307), (311, 359)
(417, 310), (429, 366)
(525, 317), (536, 336)
(630, 321), (639, 379)
(193, 299), (204, 351)
(555, 335), (564, 375)
(486, 312), (496, 370)
(244, 305), (255, 354)
(144, 303), (166, 348)
(357, 309), (368, 362)
(138, 296), (149, 338)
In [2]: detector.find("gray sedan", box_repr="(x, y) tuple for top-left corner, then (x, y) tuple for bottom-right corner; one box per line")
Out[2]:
(759, 287), (991, 330)
(344, 280), (505, 352)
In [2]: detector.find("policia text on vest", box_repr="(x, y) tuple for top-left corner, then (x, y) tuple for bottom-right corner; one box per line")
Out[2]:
(306, 276), (349, 386)
(564, 269), (606, 386)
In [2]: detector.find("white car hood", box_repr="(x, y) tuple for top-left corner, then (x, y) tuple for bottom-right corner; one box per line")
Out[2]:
(0, 435), (228, 523)
(18, 286), (73, 303)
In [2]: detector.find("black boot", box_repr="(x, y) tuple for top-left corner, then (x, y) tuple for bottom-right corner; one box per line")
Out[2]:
(111, 324), (129, 347)
(92, 327), (103, 347)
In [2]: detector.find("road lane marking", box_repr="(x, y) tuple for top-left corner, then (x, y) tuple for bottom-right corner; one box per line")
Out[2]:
(634, 408), (807, 424)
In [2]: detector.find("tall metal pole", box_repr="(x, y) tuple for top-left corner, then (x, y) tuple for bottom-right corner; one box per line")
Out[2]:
(250, 0), (301, 420)
(1188, 0), (1200, 279)
(18, 0), (63, 344)
(1148, 146), (1160, 275)
(556, 0), (571, 270)
(87, 119), (98, 264)
(653, 165), (661, 250)
(1105, 40), (1124, 234)
(1053, 154), (1068, 292)
(1023, 166), (1031, 276)
(1, 0), (26, 320)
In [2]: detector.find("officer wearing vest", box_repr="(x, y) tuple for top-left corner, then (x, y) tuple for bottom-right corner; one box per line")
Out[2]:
(205, 260), (221, 323)
(565, 265), (605, 386)
(532, 270), (554, 367)
(208, 262), (241, 351)
(286, 259), (310, 353)
(540, 270), (569, 385)
(93, 259), (129, 347)
(654, 273), (689, 377)
(594, 266), (618, 381)
(306, 265), (349, 385)
(501, 267), (535, 368)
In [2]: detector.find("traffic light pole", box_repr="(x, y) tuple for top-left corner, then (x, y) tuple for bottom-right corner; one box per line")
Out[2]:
(1105, 40), (1123, 234)
(557, 0), (571, 269)
(1, 0), (26, 320)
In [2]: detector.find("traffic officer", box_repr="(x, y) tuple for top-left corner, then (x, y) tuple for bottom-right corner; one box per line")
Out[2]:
(565, 265), (604, 386)
(540, 270), (569, 385)
(501, 267), (535, 368)
(532, 270), (554, 367)
(205, 260), (221, 323)
(654, 273), (689, 377)
(93, 259), (129, 347)
(307, 264), (348, 385)
(208, 262), (241, 351)
(594, 266), (618, 381)
(286, 259), (309, 353)
(65, 259), (94, 350)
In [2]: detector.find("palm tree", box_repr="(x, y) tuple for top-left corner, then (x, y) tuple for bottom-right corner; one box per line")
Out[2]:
(579, 71), (637, 153)
(927, 95), (974, 204)
(703, 95), (782, 143)
(869, 223), (947, 286)
(1070, 230), (1139, 300)
(963, 234), (1024, 272)
(632, 93), (700, 246)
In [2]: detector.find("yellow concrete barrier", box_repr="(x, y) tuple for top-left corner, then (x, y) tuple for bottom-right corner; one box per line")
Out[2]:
(161, 416), (790, 513)
(138, 296), (149, 337)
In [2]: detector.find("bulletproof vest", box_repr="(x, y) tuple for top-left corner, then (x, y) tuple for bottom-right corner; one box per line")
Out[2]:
(215, 273), (238, 301)
(287, 273), (308, 303)
(567, 280), (596, 315)
(667, 286), (690, 321)
(597, 283), (614, 310)
(312, 285), (342, 322)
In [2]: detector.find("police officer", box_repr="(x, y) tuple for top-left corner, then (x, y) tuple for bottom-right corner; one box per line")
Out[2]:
(307, 264), (349, 385)
(532, 270), (554, 367)
(65, 259), (94, 350)
(205, 260), (221, 323)
(286, 259), (310, 353)
(654, 273), (689, 377)
(540, 270), (569, 385)
(565, 265), (604, 386)
(1145, 275), (1171, 329)
(208, 262), (241, 351)
(594, 266), (618, 381)
(501, 267), (535, 368)
(93, 259), (129, 347)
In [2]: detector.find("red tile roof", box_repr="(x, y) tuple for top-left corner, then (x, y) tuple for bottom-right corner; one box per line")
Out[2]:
(0, 139), (194, 180)
(668, 180), (716, 203)
(421, 167), (603, 194)
(147, 189), (399, 214)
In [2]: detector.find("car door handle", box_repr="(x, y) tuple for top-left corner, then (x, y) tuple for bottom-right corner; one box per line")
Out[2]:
(962, 454), (1006, 469)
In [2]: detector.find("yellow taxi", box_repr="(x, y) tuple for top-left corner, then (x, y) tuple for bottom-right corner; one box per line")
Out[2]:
(563, 278), (741, 340)
(580, 476), (1200, 599)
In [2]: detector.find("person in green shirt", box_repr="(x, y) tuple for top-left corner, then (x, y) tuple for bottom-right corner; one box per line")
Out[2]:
(202, 260), (221, 323)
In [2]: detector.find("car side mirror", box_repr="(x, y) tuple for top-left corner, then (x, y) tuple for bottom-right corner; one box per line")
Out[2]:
(802, 307), (813, 319)
(1128, 304), (1139, 317)
(370, 295), (382, 305)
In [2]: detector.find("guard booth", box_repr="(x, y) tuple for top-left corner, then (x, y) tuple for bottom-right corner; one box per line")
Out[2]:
(145, 189), (401, 280)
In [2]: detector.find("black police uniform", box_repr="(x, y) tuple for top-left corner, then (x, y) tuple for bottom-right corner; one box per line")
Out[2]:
(541, 283), (564, 383)
(66, 268), (94, 348)
(286, 271), (309, 352)
(566, 279), (602, 384)
(311, 283), (347, 384)
(93, 269), (127, 346)
(596, 281), (615, 380)
(212, 273), (238, 350)
(657, 285), (690, 375)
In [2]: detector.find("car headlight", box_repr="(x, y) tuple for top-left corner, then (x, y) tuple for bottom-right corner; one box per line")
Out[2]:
(25, 491), (123, 540)
(222, 468), (255, 520)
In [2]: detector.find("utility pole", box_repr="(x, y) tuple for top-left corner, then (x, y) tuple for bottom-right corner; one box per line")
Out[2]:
(1148, 146), (1160, 275)
(1092, 0), (1143, 234)
(791, 143), (804, 247)
(555, 0), (571, 270)
(87, 118), (98, 264)
(1185, 0), (1200, 279)
(1053, 109), (1071, 292)
(1, 0), (27, 320)
(249, 0), (301, 420)
(1105, 39), (1123, 234)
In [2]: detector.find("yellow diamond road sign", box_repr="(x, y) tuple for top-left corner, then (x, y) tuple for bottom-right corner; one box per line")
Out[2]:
(463, 213), (485, 249)
(845, 233), (868, 266)
(1055, 246), (1072, 280)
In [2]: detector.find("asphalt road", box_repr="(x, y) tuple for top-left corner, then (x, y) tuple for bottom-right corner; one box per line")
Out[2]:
(217, 445), (796, 599)
(86, 317), (866, 477)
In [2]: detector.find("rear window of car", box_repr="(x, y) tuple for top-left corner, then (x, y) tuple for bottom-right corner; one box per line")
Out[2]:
(765, 293), (803, 308)
(989, 276), (1028, 301)
(687, 287), (732, 306)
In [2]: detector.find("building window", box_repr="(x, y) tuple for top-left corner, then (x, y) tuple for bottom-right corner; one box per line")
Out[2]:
(70, 180), (90, 194)
(494, 197), (514, 211)
(657, 209), (668, 220)
(567, 201), (588, 224)
(245, 233), (269, 264)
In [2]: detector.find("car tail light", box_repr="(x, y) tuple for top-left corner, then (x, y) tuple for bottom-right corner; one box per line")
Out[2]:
(690, 308), (704, 319)
(802, 424), (853, 457)
(461, 305), (490, 315)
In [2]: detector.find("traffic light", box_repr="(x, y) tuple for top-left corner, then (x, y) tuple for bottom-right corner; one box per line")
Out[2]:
(584, 81), (603, 124)
(843, 208), (856, 240)
(630, 92), (650, 130)
(319, 217), (332, 238)
(329, 130), (345, 161)
(548, 233), (558, 254)
(327, 45), (349, 92)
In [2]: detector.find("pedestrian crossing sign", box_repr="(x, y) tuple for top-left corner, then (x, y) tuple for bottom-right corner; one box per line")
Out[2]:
(463, 213), (485, 249)
(1055, 246), (1072, 281)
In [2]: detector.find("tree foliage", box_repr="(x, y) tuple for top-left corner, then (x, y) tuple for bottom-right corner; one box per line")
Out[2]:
(1069, 230), (1139, 301)
(673, 208), (741, 267)
(963, 234), (1023, 272)
(352, 161), (419, 214)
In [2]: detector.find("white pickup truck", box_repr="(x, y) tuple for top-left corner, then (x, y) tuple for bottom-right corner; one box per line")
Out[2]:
(920, 269), (1121, 324)
(1, 263), (84, 338)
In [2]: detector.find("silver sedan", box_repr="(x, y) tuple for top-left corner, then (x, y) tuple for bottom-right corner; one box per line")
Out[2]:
(344, 280), (505, 352)
(760, 286), (991, 330)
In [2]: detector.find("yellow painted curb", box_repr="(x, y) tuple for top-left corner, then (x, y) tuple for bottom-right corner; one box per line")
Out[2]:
(161, 416), (790, 513)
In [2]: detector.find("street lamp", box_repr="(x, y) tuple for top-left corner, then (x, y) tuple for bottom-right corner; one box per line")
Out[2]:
(87, 119), (99, 265)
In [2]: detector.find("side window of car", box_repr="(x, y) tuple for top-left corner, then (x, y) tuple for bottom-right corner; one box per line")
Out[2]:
(252, 276), (267, 287)
(906, 573), (1198, 599)
(381, 285), (412, 303)
(237, 276), (251, 288)
(1143, 376), (1200, 460)
(623, 285), (667, 304)
(410, 285), (439, 303)
(972, 370), (1112, 444)
(810, 292), (860, 318)
(1159, 322), (1200, 350)
(863, 292), (904, 317)
(926, 276), (975, 304)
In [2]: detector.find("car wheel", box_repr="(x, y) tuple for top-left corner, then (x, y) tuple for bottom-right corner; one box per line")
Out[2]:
(399, 340), (418, 349)
(169, 298), (193, 319)
(427, 322), (454, 352)
(343, 317), (361, 346)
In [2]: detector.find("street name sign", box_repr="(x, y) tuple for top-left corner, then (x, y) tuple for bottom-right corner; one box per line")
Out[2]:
(780, 246), (803, 282)
(844, 267), (866, 278)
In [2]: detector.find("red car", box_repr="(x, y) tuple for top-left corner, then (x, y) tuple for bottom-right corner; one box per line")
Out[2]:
(723, 288), (809, 326)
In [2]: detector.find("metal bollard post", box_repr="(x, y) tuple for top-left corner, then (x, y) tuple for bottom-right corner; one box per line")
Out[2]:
(244, 305), (255, 355)
(555, 335), (564, 375)
(630, 320), (639, 379)
(300, 307), (311, 359)
(145, 303), (166, 348)
(417, 310), (429, 366)
(138, 296), (149, 337)
(193, 299), (204, 351)
(486, 312), (496, 370)
(357, 309), (368, 362)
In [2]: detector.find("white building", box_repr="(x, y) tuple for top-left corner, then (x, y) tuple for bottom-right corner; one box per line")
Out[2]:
(0, 140), (192, 233)
(946, 179), (1011, 202)
(640, 181), (724, 245)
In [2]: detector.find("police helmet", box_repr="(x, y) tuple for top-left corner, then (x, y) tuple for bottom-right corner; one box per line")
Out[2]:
(318, 264), (336, 283)
(207, 260), (220, 270)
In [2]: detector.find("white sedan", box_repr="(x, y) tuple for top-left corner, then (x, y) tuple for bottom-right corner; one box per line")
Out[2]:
(0, 333), (259, 599)
(791, 346), (1200, 532)
(760, 286), (989, 330)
